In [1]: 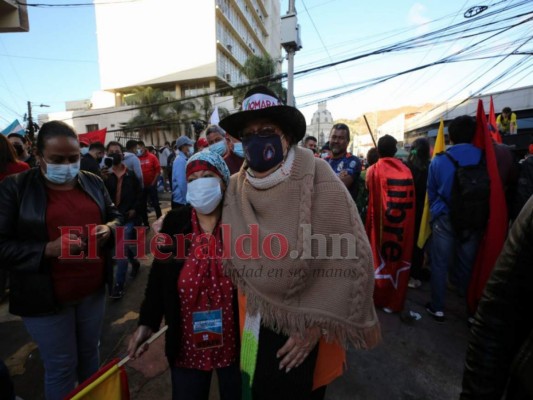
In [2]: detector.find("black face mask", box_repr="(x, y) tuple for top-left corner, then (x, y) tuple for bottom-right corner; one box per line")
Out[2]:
(242, 134), (284, 172)
(12, 144), (24, 157)
(96, 156), (103, 163)
(110, 153), (123, 166)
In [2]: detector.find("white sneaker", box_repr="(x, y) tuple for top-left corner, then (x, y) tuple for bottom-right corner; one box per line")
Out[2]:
(408, 278), (422, 289)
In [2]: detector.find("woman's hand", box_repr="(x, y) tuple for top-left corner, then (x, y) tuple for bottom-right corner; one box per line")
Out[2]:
(152, 214), (165, 234)
(277, 326), (322, 373)
(127, 325), (153, 360)
(93, 224), (111, 246)
(44, 232), (85, 258)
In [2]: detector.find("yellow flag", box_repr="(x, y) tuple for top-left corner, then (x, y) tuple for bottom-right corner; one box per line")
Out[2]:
(67, 363), (127, 400)
(417, 119), (445, 249)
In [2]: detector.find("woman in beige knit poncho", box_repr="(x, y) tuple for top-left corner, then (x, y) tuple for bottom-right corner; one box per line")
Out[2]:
(219, 86), (381, 400)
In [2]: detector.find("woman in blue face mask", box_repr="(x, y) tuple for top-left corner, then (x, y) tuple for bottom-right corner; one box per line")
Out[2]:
(129, 151), (241, 400)
(0, 120), (123, 400)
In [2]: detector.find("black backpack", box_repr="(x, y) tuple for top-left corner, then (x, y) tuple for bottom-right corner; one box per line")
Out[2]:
(443, 152), (490, 232)
(513, 157), (533, 219)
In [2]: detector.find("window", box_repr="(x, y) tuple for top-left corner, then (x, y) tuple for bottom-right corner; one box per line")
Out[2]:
(86, 124), (99, 132)
(182, 83), (210, 98)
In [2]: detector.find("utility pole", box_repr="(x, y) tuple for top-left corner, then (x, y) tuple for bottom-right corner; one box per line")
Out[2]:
(26, 101), (49, 142)
(27, 101), (34, 142)
(286, 0), (296, 106)
(281, 0), (301, 106)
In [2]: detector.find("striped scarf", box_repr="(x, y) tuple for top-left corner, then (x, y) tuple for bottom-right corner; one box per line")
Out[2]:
(240, 311), (261, 400)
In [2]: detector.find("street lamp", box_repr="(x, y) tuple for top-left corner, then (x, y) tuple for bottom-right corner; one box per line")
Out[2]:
(26, 101), (50, 141)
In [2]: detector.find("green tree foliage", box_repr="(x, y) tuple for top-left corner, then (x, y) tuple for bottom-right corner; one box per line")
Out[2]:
(122, 86), (199, 142)
(198, 95), (229, 124)
(233, 54), (285, 107)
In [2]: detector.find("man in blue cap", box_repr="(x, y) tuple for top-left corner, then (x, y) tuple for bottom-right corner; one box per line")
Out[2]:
(171, 135), (195, 209)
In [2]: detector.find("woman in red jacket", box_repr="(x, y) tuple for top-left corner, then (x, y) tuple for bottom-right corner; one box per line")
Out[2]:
(0, 134), (29, 305)
(128, 151), (240, 400)
(0, 134), (29, 182)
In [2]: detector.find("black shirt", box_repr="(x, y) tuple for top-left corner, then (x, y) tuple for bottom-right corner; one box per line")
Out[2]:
(80, 153), (102, 177)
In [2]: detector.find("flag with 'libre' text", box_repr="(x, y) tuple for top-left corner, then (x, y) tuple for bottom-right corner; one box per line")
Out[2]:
(366, 157), (416, 312)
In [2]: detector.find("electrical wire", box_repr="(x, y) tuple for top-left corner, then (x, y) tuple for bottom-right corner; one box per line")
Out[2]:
(56, 14), (531, 123)
(0, 53), (96, 63)
(17, 0), (141, 7)
(23, 0), (533, 125)
(416, 35), (533, 119)
(295, 19), (533, 108)
(300, 0), (345, 85)
(388, 0), (473, 103)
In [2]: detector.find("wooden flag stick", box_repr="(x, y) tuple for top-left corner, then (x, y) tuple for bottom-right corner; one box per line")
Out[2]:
(363, 114), (378, 147)
(118, 325), (168, 367)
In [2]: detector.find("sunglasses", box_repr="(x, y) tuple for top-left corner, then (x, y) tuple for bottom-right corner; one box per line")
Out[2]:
(241, 126), (281, 139)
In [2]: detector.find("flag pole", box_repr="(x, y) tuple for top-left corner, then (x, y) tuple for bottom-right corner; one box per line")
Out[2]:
(117, 325), (168, 368)
(363, 114), (378, 147)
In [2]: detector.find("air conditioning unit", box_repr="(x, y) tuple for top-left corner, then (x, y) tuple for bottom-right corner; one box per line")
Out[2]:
(226, 74), (231, 82)
(227, 44), (232, 52)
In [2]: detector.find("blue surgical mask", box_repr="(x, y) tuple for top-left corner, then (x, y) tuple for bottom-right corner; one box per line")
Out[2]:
(209, 140), (227, 156)
(136, 149), (143, 156)
(43, 160), (80, 184)
(242, 134), (284, 172)
(80, 147), (89, 155)
(188, 148), (195, 157)
(186, 177), (223, 214)
(233, 142), (244, 158)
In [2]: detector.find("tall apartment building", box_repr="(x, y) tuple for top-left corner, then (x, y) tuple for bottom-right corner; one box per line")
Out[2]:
(94, 0), (282, 102)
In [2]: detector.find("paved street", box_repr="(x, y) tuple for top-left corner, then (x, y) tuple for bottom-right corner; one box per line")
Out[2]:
(0, 198), (471, 400)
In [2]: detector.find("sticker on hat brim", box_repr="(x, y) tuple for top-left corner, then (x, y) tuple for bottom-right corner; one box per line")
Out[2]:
(242, 93), (281, 111)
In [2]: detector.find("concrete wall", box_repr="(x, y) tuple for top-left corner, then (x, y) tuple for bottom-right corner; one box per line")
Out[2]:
(39, 106), (138, 142)
(95, 0), (217, 90)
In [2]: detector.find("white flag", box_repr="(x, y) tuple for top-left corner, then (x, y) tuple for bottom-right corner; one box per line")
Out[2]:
(209, 106), (220, 125)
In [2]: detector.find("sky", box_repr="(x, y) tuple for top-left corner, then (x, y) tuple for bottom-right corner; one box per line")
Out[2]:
(0, 0), (532, 130)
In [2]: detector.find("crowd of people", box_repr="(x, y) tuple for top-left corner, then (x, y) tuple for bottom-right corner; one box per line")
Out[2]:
(0, 94), (531, 400)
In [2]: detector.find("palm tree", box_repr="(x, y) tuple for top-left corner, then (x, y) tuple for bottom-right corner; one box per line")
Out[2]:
(123, 86), (201, 144)
(233, 54), (285, 107)
(168, 99), (201, 138)
(123, 87), (172, 144)
(198, 95), (229, 124)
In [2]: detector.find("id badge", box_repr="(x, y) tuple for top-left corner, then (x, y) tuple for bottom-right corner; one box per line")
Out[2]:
(192, 309), (223, 349)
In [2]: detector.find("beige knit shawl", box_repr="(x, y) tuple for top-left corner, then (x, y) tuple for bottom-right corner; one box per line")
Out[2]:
(222, 146), (381, 349)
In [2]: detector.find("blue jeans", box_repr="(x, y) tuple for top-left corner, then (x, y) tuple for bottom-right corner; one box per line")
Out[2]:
(170, 364), (241, 400)
(22, 287), (106, 400)
(430, 214), (481, 312)
(115, 220), (138, 287)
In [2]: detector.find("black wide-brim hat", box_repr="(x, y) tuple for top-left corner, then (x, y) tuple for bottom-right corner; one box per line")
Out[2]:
(219, 85), (307, 142)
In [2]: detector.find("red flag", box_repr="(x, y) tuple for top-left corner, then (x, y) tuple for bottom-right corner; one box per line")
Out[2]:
(78, 128), (107, 144)
(467, 99), (508, 313)
(365, 158), (416, 312)
(488, 96), (502, 144)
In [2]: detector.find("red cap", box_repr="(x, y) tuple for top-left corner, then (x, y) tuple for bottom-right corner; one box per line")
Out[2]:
(186, 159), (223, 181)
(197, 138), (208, 148)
